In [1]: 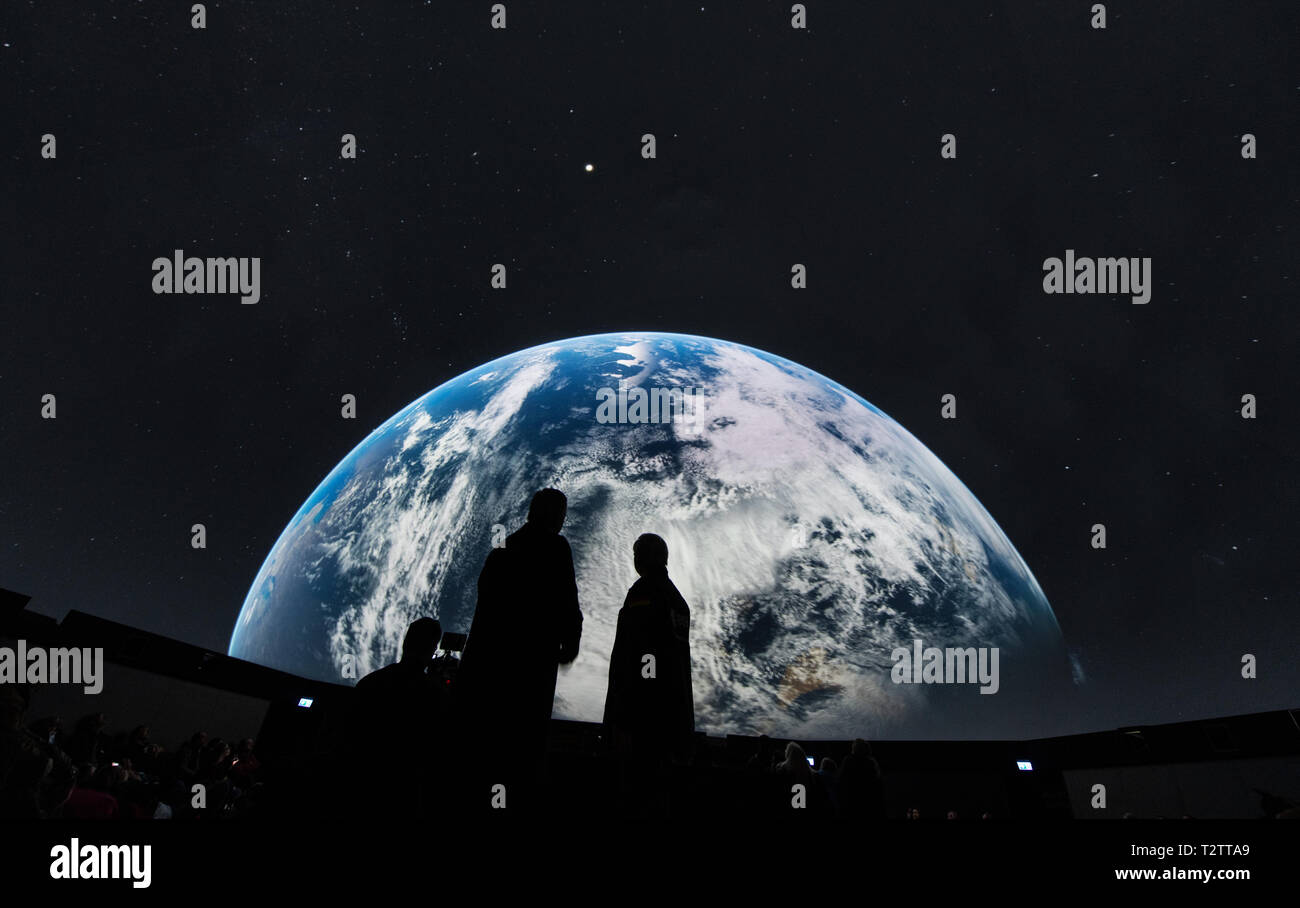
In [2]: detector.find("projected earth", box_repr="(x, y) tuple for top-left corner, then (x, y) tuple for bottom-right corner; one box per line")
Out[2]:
(230, 332), (1073, 739)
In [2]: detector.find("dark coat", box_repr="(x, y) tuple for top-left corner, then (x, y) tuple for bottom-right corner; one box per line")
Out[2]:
(348, 660), (447, 817)
(353, 661), (446, 749)
(836, 752), (885, 818)
(455, 522), (583, 745)
(602, 568), (694, 753)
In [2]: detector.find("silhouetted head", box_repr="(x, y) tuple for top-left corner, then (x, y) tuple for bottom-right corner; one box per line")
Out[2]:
(527, 488), (567, 534)
(633, 533), (669, 576)
(400, 617), (443, 665)
(75, 713), (106, 735)
(1256, 789), (1295, 817)
(0, 685), (30, 731)
(29, 716), (60, 741)
(201, 739), (231, 778)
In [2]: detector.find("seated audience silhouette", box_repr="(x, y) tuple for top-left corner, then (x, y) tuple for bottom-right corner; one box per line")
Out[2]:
(774, 741), (812, 809)
(836, 737), (885, 818)
(350, 616), (446, 817)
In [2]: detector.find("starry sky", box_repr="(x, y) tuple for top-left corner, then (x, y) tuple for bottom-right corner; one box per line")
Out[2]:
(4, 1), (1297, 736)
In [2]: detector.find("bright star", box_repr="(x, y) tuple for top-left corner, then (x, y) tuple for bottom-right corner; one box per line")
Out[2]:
(584, 163), (594, 172)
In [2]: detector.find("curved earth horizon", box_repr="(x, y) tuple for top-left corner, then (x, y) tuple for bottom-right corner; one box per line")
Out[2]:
(229, 331), (1075, 740)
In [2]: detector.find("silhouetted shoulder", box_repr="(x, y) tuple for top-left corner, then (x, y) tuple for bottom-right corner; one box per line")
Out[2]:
(476, 546), (513, 595)
(551, 533), (575, 558)
(481, 545), (512, 572)
(354, 663), (396, 694)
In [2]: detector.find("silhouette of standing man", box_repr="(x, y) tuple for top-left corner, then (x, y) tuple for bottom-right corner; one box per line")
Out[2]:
(603, 533), (694, 813)
(455, 488), (583, 811)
